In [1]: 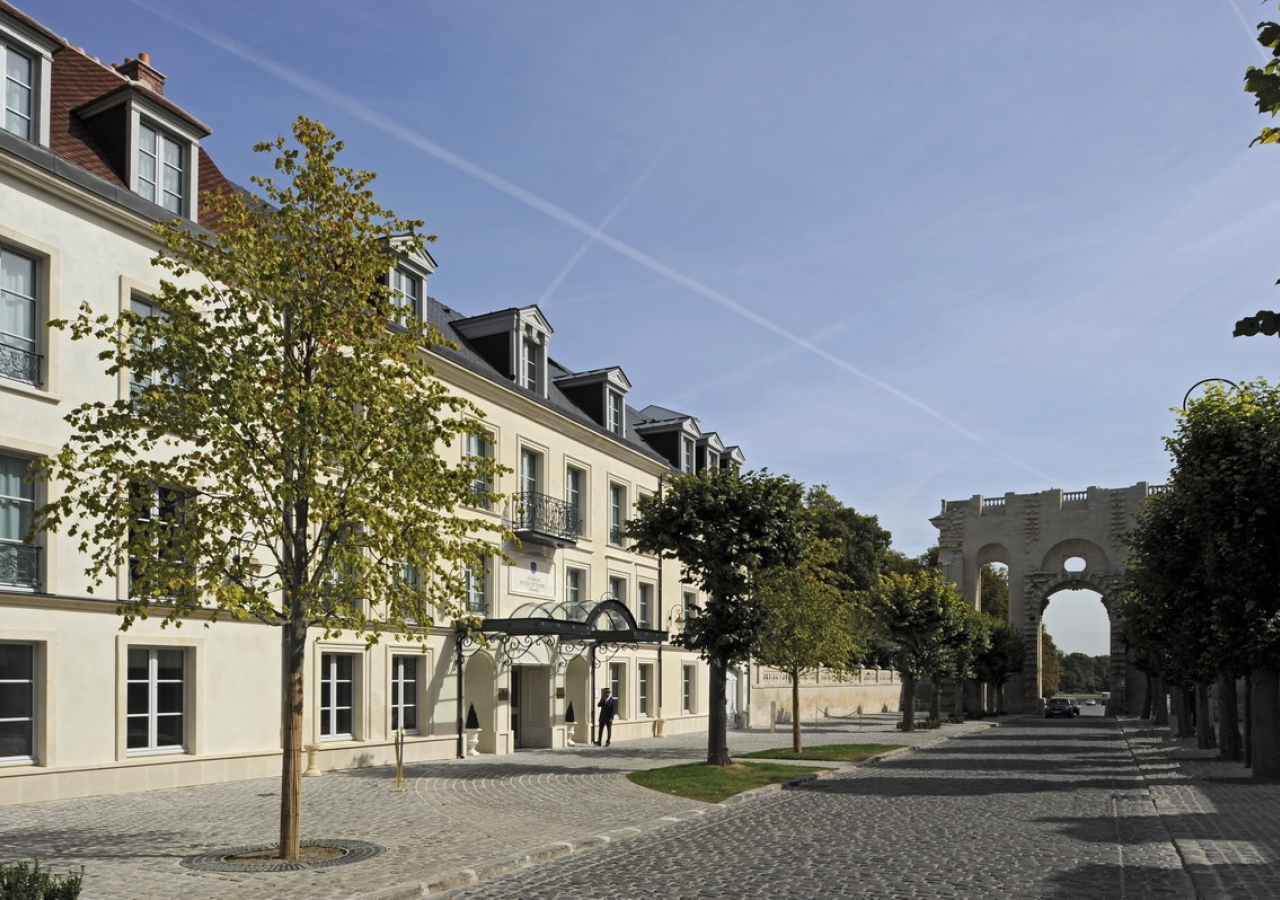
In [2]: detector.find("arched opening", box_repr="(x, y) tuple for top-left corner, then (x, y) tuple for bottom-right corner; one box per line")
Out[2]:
(1041, 584), (1112, 700)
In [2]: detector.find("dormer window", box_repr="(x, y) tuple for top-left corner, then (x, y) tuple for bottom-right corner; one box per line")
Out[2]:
(137, 123), (185, 215)
(681, 436), (695, 473)
(4, 45), (33, 140)
(452, 306), (552, 398)
(388, 266), (422, 323)
(521, 336), (542, 393)
(606, 390), (623, 435)
(0, 16), (55, 146)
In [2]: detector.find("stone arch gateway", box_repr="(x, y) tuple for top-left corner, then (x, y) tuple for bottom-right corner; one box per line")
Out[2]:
(930, 483), (1164, 713)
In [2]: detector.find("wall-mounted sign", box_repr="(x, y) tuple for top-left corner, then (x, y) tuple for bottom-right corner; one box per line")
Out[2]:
(508, 560), (556, 599)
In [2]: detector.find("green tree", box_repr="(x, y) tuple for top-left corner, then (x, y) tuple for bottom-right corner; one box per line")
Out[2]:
(1237, 9), (1280, 338)
(1058, 653), (1111, 694)
(803, 485), (891, 592)
(1041, 631), (1063, 697)
(33, 119), (506, 860)
(754, 540), (860, 752)
(976, 619), (1025, 712)
(944, 607), (991, 718)
(868, 569), (966, 730)
(627, 468), (806, 765)
(979, 564), (1009, 622)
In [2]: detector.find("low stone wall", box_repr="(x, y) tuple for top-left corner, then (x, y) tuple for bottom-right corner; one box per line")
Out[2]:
(745, 667), (903, 728)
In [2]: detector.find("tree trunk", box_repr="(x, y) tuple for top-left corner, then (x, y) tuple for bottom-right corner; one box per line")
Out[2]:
(1217, 671), (1242, 762)
(279, 616), (307, 861)
(1141, 672), (1153, 720)
(790, 668), (802, 753)
(1175, 686), (1194, 738)
(901, 675), (916, 731)
(1152, 677), (1169, 727)
(1245, 674), (1254, 768)
(929, 673), (942, 722)
(1195, 681), (1217, 750)
(954, 678), (965, 720)
(1251, 667), (1280, 779)
(707, 661), (731, 766)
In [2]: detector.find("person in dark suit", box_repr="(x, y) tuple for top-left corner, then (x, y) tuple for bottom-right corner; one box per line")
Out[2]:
(595, 687), (618, 746)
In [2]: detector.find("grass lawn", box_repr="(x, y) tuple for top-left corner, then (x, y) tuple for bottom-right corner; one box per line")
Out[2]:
(738, 743), (905, 762)
(627, 761), (831, 803)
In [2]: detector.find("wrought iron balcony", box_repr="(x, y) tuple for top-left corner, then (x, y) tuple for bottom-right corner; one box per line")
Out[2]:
(513, 491), (580, 547)
(0, 542), (40, 589)
(0, 343), (41, 386)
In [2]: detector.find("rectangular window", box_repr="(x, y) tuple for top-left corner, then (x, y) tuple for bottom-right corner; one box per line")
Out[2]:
(683, 591), (698, 617)
(465, 558), (489, 615)
(320, 653), (354, 740)
(388, 266), (421, 323)
(466, 431), (492, 509)
(638, 583), (653, 628)
(0, 453), (37, 589)
(609, 575), (626, 607)
(565, 466), (584, 533)
(137, 123), (185, 215)
(565, 566), (584, 605)
(606, 390), (623, 435)
(609, 662), (623, 706)
(128, 483), (189, 599)
(520, 448), (540, 496)
(638, 664), (652, 718)
(608, 484), (625, 546)
(681, 437), (695, 474)
(126, 647), (185, 753)
(2, 44), (34, 141)
(521, 338), (541, 393)
(129, 297), (174, 395)
(0, 643), (35, 763)
(391, 655), (418, 733)
(682, 665), (695, 714)
(0, 246), (39, 385)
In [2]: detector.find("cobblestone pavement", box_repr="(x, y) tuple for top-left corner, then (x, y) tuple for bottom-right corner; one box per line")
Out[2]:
(0, 714), (972, 900)
(435, 716), (1197, 900)
(1122, 720), (1280, 899)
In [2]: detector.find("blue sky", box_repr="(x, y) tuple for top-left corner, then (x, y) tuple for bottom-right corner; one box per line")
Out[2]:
(25, 1), (1280, 653)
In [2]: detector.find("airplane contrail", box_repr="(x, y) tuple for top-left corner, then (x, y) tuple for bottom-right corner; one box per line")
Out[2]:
(125, 0), (1059, 484)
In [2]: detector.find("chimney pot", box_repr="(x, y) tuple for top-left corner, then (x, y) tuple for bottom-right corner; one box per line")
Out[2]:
(138, 52), (151, 65)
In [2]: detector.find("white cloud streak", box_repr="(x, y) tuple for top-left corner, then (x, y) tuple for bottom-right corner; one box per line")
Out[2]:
(126, 0), (1059, 484)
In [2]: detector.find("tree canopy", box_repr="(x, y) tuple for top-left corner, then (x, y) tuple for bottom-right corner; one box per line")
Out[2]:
(627, 467), (806, 764)
(34, 117), (506, 859)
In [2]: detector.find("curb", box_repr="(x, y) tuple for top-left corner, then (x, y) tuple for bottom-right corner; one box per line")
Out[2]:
(353, 739), (949, 899)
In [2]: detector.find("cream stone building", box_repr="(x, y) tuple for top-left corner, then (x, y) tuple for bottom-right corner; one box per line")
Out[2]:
(0, 1), (734, 805)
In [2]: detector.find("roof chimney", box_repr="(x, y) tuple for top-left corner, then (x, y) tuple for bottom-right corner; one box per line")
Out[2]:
(115, 52), (166, 95)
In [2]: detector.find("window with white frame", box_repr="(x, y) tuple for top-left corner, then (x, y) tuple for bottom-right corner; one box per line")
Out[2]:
(388, 266), (422, 324)
(126, 647), (185, 753)
(520, 448), (541, 496)
(682, 665), (695, 714)
(638, 664), (652, 718)
(2, 42), (34, 141)
(0, 245), (39, 385)
(637, 583), (653, 628)
(390, 655), (418, 733)
(681, 436), (696, 474)
(465, 558), (489, 615)
(565, 566), (585, 606)
(129, 296), (176, 395)
(608, 483), (625, 546)
(466, 431), (492, 509)
(0, 642), (35, 763)
(605, 390), (623, 435)
(0, 453), (36, 589)
(683, 590), (698, 617)
(608, 574), (626, 607)
(137, 122), (186, 215)
(128, 482), (190, 599)
(565, 465), (585, 533)
(521, 337), (543, 394)
(319, 653), (355, 740)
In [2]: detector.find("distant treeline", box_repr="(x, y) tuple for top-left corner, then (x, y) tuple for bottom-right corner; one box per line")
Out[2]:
(1058, 652), (1111, 694)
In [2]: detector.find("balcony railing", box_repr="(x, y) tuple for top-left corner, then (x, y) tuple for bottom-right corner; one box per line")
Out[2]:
(0, 542), (40, 589)
(0, 343), (41, 386)
(514, 491), (580, 547)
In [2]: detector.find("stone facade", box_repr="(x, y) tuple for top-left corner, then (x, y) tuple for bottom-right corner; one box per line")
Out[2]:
(929, 484), (1161, 713)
